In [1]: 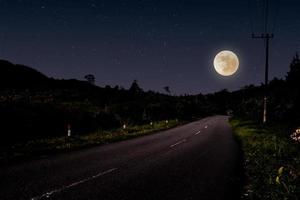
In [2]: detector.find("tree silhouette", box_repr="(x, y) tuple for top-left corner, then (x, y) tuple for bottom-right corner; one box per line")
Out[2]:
(129, 79), (143, 93)
(164, 86), (171, 94)
(84, 74), (95, 85)
(286, 53), (300, 86)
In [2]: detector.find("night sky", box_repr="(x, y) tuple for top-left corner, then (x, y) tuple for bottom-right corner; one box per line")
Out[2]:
(0, 0), (299, 94)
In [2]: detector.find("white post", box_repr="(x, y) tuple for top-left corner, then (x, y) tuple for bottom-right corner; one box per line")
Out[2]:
(67, 124), (71, 137)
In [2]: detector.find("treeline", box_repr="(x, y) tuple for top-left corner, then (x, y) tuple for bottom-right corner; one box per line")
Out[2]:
(1, 53), (300, 145)
(229, 53), (300, 126)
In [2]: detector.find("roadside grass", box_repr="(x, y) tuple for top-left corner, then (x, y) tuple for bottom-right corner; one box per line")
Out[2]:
(230, 118), (300, 200)
(0, 120), (180, 163)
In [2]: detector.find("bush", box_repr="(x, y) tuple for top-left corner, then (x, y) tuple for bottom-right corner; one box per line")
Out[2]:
(230, 119), (300, 200)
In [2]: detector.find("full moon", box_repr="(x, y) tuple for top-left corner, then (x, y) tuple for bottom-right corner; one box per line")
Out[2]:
(213, 50), (239, 76)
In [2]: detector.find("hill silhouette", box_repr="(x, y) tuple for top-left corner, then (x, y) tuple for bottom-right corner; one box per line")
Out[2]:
(0, 59), (105, 91)
(0, 60), (50, 89)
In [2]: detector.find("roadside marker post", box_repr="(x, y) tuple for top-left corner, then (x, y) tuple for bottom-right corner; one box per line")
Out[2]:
(66, 123), (71, 149)
(67, 124), (71, 137)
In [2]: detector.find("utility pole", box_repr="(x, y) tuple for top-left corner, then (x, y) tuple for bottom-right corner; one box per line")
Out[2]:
(252, 33), (274, 123)
(251, 0), (274, 124)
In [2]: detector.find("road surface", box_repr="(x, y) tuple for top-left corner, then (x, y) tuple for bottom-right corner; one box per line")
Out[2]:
(0, 116), (242, 200)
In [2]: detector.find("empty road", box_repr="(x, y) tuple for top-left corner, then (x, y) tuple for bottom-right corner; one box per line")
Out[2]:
(0, 116), (241, 200)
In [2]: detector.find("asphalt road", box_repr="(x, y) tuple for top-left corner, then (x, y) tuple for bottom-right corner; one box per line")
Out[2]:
(0, 116), (242, 200)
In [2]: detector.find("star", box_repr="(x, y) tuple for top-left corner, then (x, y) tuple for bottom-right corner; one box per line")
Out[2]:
(163, 41), (167, 48)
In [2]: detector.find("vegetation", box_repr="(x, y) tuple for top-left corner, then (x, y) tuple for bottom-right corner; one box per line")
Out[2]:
(0, 120), (179, 163)
(230, 53), (300, 126)
(230, 118), (300, 200)
(227, 53), (300, 199)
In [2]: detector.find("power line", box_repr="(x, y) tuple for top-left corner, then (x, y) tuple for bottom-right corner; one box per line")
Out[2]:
(264, 0), (269, 33)
(271, 0), (281, 34)
(248, 0), (254, 34)
(251, 0), (274, 124)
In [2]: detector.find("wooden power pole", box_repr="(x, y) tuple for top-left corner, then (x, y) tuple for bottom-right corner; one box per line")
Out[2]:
(251, 0), (274, 124)
(252, 33), (274, 124)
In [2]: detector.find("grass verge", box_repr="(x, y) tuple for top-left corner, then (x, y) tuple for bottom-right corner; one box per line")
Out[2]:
(230, 118), (300, 200)
(0, 120), (180, 164)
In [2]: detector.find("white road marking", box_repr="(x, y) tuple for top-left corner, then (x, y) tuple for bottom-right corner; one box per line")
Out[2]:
(170, 139), (186, 148)
(194, 131), (201, 135)
(30, 168), (118, 200)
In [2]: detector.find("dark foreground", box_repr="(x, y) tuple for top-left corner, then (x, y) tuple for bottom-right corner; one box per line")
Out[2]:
(0, 116), (241, 200)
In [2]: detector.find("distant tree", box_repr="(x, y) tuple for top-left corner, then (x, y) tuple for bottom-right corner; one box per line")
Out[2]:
(285, 53), (300, 122)
(241, 84), (256, 90)
(114, 85), (119, 90)
(84, 74), (95, 85)
(286, 52), (300, 86)
(105, 85), (111, 90)
(164, 86), (171, 94)
(129, 79), (143, 93)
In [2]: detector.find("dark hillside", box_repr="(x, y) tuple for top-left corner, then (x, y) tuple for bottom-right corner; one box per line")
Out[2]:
(0, 60), (49, 89)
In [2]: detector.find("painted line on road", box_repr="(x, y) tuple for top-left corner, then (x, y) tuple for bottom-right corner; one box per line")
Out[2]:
(170, 139), (186, 148)
(194, 130), (201, 135)
(30, 168), (118, 200)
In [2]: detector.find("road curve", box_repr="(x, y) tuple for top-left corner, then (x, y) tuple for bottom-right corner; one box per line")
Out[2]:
(0, 116), (241, 200)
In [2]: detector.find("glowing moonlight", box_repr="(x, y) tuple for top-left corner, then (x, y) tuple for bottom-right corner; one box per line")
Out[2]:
(213, 50), (239, 76)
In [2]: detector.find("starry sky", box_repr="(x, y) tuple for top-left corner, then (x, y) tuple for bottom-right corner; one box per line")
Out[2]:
(0, 0), (299, 94)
